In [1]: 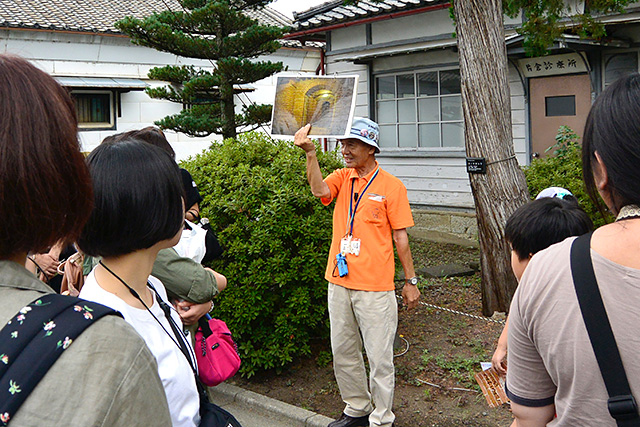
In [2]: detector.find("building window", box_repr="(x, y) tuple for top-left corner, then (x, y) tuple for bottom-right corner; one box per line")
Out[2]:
(545, 95), (576, 116)
(375, 69), (464, 149)
(604, 52), (638, 88)
(71, 90), (115, 130)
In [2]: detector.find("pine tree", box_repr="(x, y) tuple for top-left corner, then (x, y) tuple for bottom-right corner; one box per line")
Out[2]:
(502, 0), (632, 57)
(116, 0), (287, 139)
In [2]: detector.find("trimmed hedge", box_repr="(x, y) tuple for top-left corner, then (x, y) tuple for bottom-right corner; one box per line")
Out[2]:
(524, 126), (609, 227)
(181, 132), (343, 376)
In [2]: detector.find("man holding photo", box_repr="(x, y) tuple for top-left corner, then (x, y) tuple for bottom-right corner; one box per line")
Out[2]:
(295, 118), (420, 427)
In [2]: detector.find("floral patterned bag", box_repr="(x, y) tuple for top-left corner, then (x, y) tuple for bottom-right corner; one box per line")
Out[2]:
(0, 294), (120, 425)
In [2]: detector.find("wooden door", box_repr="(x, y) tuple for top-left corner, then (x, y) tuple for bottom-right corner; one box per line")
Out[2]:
(529, 74), (591, 159)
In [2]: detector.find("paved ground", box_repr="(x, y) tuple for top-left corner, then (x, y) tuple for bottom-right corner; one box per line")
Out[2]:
(209, 383), (335, 427)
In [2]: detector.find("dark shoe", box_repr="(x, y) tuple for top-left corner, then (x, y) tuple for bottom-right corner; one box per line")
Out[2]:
(328, 413), (370, 427)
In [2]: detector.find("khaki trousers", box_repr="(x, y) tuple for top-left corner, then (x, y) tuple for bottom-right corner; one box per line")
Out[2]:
(328, 283), (398, 427)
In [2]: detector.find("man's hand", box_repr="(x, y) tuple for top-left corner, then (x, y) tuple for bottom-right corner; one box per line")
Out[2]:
(294, 124), (315, 153)
(491, 345), (508, 376)
(402, 282), (420, 310)
(34, 253), (60, 277)
(174, 300), (213, 326)
(491, 320), (509, 376)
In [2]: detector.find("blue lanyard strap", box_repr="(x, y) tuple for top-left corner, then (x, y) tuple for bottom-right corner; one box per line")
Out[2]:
(347, 168), (380, 236)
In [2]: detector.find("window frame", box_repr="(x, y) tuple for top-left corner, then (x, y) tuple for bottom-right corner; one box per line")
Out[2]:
(374, 67), (465, 151)
(71, 89), (117, 131)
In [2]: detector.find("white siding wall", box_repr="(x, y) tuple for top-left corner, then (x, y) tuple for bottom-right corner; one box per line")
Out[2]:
(1, 29), (320, 160)
(509, 63), (528, 166)
(381, 156), (473, 208)
(325, 20), (527, 211)
(330, 24), (367, 51)
(371, 8), (453, 44)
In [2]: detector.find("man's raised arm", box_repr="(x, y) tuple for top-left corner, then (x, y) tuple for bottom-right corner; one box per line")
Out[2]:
(294, 124), (331, 199)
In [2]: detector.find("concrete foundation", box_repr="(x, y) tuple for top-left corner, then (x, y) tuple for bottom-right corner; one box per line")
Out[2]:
(409, 208), (479, 247)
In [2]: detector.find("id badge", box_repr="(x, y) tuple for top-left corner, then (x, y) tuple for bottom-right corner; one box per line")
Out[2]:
(340, 236), (351, 254)
(350, 238), (361, 256)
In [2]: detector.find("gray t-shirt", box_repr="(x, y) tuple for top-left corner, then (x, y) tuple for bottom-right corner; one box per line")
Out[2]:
(507, 237), (640, 426)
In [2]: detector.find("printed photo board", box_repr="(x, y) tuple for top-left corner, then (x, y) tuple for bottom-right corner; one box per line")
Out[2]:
(271, 75), (358, 138)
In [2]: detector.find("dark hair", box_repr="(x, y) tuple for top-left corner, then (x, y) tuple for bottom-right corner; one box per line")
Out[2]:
(0, 54), (93, 259)
(78, 139), (184, 257)
(583, 73), (640, 215)
(102, 127), (175, 160)
(505, 197), (593, 260)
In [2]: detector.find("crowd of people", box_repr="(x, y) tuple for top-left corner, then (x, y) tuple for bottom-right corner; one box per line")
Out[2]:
(1, 51), (639, 427)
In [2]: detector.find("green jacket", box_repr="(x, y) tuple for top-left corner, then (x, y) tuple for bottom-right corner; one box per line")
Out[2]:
(152, 248), (218, 303)
(84, 248), (218, 303)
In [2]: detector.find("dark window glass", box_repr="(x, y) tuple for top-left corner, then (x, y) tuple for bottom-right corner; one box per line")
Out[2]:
(377, 76), (395, 99)
(417, 72), (438, 96)
(397, 74), (415, 98)
(75, 93), (111, 124)
(440, 70), (461, 94)
(545, 95), (576, 117)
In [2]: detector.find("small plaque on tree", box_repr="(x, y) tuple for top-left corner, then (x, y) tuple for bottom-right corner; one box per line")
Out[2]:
(466, 157), (486, 174)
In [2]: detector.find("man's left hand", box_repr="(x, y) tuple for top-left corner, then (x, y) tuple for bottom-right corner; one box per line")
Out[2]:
(402, 283), (420, 310)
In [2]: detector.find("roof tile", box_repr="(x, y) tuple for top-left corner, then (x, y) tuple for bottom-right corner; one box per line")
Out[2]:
(0, 0), (291, 34)
(292, 0), (448, 31)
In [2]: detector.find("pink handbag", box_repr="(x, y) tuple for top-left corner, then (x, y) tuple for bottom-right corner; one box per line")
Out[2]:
(195, 315), (241, 386)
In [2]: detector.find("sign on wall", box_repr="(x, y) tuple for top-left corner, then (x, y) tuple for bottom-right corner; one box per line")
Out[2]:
(518, 53), (588, 78)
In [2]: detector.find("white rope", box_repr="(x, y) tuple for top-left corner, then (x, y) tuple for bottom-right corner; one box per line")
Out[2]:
(419, 301), (506, 325)
(396, 293), (506, 325)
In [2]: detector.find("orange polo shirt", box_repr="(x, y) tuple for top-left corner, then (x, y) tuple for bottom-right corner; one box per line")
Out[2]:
(322, 162), (414, 291)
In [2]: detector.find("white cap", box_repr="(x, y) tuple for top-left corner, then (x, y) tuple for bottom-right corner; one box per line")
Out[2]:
(535, 187), (573, 200)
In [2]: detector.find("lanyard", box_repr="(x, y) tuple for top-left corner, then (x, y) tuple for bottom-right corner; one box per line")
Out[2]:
(347, 168), (380, 236)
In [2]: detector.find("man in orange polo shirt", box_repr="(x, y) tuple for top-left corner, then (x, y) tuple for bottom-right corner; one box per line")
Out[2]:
(295, 117), (420, 427)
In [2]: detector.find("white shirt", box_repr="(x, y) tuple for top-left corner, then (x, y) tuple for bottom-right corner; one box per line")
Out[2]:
(174, 219), (207, 263)
(80, 271), (200, 427)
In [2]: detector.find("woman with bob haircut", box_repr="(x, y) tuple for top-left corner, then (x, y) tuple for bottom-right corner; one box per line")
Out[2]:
(0, 54), (171, 425)
(78, 139), (201, 427)
(506, 73), (640, 425)
(100, 127), (226, 326)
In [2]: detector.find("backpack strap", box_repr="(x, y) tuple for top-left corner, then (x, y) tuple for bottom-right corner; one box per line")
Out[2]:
(570, 232), (639, 425)
(0, 293), (121, 423)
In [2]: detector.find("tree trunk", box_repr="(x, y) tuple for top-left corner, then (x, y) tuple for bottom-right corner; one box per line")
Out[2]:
(453, 0), (530, 315)
(220, 78), (237, 140)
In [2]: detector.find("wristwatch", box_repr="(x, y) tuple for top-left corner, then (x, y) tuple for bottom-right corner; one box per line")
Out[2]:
(406, 276), (418, 286)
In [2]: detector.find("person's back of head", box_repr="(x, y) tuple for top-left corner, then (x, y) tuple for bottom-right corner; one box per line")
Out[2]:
(0, 54), (92, 259)
(102, 127), (175, 160)
(77, 139), (184, 258)
(583, 73), (640, 216)
(506, 197), (593, 261)
(0, 54), (172, 427)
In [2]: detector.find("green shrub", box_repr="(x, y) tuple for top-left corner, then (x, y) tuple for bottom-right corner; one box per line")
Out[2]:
(181, 132), (343, 376)
(524, 126), (610, 227)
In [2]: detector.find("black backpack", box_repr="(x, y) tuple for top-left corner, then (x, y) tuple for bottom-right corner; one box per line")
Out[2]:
(0, 294), (120, 421)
